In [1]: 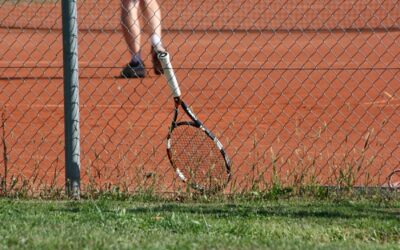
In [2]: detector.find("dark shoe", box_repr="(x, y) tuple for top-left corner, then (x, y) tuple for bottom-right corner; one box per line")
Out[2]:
(120, 61), (146, 78)
(151, 47), (164, 75)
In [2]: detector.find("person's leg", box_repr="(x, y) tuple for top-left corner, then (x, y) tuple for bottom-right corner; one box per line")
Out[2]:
(121, 0), (141, 57)
(141, 0), (165, 75)
(141, 0), (163, 49)
(120, 0), (146, 78)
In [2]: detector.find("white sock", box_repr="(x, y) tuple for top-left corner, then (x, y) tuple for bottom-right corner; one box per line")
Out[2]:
(150, 34), (162, 48)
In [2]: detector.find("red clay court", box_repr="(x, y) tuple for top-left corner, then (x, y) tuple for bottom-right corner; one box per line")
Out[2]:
(0, 0), (399, 193)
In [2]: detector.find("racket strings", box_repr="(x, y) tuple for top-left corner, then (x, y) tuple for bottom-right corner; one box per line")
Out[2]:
(170, 125), (227, 189)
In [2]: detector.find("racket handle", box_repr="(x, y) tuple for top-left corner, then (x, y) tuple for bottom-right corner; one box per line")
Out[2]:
(157, 52), (181, 98)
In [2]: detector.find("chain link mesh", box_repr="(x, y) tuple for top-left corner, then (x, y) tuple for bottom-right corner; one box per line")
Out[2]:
(0, 0), (399, 195)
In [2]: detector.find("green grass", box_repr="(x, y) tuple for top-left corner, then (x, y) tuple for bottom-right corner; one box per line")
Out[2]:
(0, 198), (399, 250)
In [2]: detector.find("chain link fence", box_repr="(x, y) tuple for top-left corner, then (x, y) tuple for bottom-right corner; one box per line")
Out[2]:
(0, 0), (399, 195)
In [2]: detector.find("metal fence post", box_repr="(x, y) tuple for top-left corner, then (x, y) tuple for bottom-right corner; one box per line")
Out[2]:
(61, 0), (80, 199)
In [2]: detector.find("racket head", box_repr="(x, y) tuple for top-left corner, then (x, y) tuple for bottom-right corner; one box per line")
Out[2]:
(167, 121), (231, 193)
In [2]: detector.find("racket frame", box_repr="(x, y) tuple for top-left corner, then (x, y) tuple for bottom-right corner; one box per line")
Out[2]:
(166, 97), (231, 192)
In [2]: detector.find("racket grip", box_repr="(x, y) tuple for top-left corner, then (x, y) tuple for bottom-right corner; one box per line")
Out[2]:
(157, 52), (181, 98)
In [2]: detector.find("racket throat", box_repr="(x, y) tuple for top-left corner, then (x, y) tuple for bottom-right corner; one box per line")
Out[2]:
(173, 97), (181, 107)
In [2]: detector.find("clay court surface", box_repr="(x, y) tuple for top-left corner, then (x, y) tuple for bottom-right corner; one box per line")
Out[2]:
(0, 24), (399, 191)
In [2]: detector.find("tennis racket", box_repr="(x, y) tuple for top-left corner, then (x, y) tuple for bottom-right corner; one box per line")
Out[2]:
(157, 51), (231, 193)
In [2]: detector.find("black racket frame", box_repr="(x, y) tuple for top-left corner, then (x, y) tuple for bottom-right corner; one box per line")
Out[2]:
(166, 97), (231, 192)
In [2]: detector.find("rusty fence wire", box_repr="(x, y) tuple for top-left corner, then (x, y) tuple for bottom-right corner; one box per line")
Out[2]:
(0, 0), (399, 195)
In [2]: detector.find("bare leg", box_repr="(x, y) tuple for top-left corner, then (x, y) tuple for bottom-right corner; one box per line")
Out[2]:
(121, 0), (141, 54)
(141, 0), (164, 50)
(140, 0), (165, 75)
(120, 0), (146, 78)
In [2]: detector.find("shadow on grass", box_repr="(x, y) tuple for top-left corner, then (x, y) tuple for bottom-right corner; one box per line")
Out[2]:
(57, 201), (399, 221)
(122, 203), (399, 220)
